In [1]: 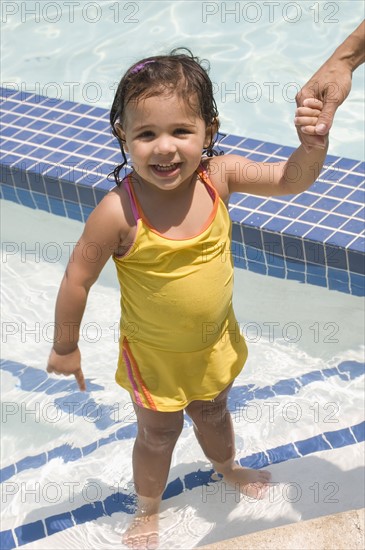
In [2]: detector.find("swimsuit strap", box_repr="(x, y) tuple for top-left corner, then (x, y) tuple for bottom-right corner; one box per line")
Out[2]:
(124, 175), (140, 223)
(197, 163), (216, 201)
(124, 164), (216, 224)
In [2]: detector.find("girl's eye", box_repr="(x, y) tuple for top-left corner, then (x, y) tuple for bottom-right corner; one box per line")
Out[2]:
(136, 128), (191, 139)
(137, 131), (154, 139)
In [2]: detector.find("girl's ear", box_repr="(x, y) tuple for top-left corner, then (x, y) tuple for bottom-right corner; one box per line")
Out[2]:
(204, 117), (219, 149)
(114, 123), (129, 152)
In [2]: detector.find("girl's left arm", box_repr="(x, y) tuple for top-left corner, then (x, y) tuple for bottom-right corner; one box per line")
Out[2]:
(217, 99), (329, 197)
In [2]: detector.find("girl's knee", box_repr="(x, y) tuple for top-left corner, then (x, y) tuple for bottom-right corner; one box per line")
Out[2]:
(138, 424), (183, 449)
(187, 400), (229, 428)
(185, 383), (233, 427)
(135, 409), (184, 449)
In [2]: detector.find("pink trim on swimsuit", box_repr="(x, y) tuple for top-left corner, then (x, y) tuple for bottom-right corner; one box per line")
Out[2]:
(122, 346), (143, 407)
(124, 177), (139, 223)
(122, 339), (158, 410)
(124, 165), (218, 241)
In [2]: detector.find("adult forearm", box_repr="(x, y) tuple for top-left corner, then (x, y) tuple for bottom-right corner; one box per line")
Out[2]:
(330, 20), (365, 72)
(53, 274), (89, 355)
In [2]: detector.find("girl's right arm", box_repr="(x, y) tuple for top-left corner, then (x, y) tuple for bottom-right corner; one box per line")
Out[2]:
(47, 189), (130, 391)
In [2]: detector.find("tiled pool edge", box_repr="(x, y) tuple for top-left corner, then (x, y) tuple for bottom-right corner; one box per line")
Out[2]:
(1, 86), (364, 295)
(0, 355), (364, 550)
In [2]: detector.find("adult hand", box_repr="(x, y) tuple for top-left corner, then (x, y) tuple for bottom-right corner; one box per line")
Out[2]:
(294, 97), (329, 149)
(295, 20), (364, 152)
(295, 64), (352, 151)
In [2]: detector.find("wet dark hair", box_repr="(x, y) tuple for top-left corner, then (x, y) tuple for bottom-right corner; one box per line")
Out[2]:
(109, 48), (221, 185)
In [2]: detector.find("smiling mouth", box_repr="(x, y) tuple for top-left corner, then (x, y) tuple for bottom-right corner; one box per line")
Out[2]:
(152, 162), (181, 172)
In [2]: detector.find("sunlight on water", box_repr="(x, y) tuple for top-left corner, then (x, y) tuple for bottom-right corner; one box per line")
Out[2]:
(1, 5), (364, 548)
(1, 1), (364, 159)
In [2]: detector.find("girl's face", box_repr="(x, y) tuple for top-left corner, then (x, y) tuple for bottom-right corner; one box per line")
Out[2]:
(116, 92), (213, 192)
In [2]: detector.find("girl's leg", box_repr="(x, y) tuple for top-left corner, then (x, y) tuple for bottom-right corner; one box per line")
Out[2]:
(132, 403), (184, 498)
(186, 383), (235, 462)
(123, 403), (184, 550)
(185, 384), (271, 499)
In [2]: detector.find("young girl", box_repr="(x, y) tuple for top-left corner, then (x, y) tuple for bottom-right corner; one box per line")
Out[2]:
(47, 49), (328, 549)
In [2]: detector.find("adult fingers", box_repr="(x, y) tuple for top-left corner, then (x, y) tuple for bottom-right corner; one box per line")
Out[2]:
(300, 125), (319, 135)
(302, 98), (324, 110)
(313, 99), (338, 135)
(295, 107), (322, 117)
(295, 84), (316, 108)
(294, 117), (320, 127)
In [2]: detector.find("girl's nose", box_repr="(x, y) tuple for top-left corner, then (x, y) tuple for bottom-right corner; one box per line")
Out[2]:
(154, 135), (177, 155)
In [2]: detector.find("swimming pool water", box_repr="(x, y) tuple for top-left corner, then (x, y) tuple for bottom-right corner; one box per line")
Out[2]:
(1, 0), (364, 547)
(1, 200), (364, 549)
(1, 0), (364, 160)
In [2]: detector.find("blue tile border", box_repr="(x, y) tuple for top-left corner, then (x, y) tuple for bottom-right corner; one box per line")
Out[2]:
(1, 358), (363, 485)
(0, 359), (363, 548)
(1, 419), (363, 549)
(0, 86), (364, 295)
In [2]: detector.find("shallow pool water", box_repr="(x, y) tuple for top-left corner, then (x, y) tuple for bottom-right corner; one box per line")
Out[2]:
(1, 0), (364, 546)
(1, 200), (364, 549)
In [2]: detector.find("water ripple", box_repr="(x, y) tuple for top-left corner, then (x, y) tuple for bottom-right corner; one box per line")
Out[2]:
(1, 2), (363, 158)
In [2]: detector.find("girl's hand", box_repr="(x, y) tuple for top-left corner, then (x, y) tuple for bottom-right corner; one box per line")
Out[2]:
(47, 346), (86, 391)
(294, 98), (329, 150)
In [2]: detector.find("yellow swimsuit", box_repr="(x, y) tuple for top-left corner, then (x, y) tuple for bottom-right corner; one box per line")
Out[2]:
(113, 164), (248, 411)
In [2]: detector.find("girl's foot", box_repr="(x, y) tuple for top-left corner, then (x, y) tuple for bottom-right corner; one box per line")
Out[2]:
(216, 463), (272, 499)
(123, 495), (161, 549)
(122, 512), (159, 549)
